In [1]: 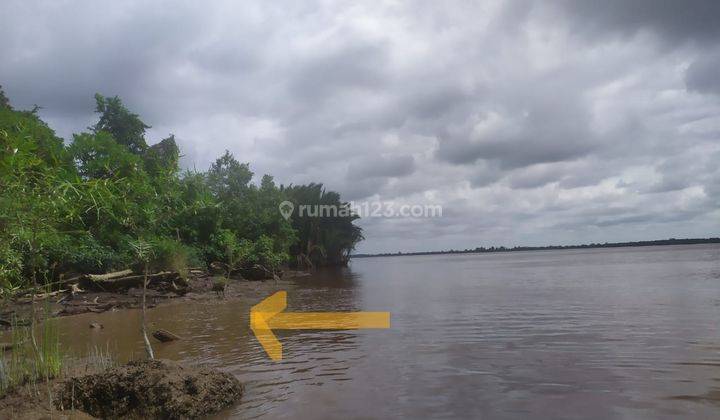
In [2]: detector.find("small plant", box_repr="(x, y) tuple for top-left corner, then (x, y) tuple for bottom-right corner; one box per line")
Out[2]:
(212, 277), (228, 298)
(211, 229), (252, 281)
(129, 238), (155, 360)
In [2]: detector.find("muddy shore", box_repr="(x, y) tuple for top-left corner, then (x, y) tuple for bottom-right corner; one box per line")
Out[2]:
(0, 270), (310, 329)
(0, 269), (310, 418)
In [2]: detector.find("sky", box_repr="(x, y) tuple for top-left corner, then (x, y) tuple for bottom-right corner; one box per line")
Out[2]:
(1, 0), (719, 253)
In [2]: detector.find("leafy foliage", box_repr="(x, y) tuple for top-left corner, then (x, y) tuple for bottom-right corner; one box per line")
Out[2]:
(0, 92), (362, 291)
(282, 183), (363, 267)
(93, 94), (149, 154)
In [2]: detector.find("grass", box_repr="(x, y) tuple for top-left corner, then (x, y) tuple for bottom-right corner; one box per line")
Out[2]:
(85, 343), (116, 373)
(0, 314), (62, 397)
(0, 282), (119, 399)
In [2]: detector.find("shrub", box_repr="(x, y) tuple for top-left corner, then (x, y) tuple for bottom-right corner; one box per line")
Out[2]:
(143, 237), (203, 278)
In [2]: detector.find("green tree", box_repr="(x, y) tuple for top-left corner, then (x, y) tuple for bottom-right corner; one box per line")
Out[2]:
(0, 86), (10, 109)
(282, 183), (363, 268)
(0, 89), (364, 294)
(207, 150), (253, 201)
(93, 94), (149, 154)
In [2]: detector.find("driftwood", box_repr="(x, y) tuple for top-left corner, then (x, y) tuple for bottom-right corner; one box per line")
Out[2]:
(86, 269), (134, 282)
(152, 329), (182, 342)
(33, 289), (66, 300)
(60, 269), (133, 289)
(7, 288), (69, 304)
(79, 271), (187, 293)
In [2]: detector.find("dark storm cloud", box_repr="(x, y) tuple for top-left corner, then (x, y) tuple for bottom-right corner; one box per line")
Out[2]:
(435, 86), (595, 169)
(543, 0), (720, 46)
(288, 43), (389, 106)
(1, 0), (719, 253)
(0, 2), (215, 119)
(685, 50), (720, 95)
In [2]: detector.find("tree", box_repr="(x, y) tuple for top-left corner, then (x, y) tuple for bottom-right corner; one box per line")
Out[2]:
(282, 183), (363, 268)
(144, 135), (180, 177)
(0, 86), (10, 109)
(207, 151), (253, 201)
(93, 94), (149, 154)
(69, 131), (141, 179)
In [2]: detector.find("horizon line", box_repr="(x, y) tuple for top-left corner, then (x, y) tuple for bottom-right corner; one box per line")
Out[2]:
(352, 237), (720, 258)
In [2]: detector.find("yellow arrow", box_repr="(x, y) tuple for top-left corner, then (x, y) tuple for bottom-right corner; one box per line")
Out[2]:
(250, 291), (390, 361)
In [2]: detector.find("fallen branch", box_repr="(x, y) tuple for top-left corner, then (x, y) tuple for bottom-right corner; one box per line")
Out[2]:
(79, 271), (187, 293)
(32, 289), (67, 300)
(86, 269), (134, 282)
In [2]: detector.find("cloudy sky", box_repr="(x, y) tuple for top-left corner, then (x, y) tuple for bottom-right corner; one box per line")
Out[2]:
(2, 0), (719, 253)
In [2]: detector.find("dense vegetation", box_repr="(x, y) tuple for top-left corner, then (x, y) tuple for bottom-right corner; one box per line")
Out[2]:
(0, 87), (362, 292)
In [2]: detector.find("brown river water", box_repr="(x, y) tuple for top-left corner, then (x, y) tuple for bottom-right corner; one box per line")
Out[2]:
(52, 244), (720, 419)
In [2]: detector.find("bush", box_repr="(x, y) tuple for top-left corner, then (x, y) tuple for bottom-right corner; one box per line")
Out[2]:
(250, 235), (288, 272)
(208, 230), (288, 274)
(48, 234), (130, 275)
(144, 237), (203, 278)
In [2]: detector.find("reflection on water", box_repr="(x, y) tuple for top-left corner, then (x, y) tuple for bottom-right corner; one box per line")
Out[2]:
(53, 244), (720, 419)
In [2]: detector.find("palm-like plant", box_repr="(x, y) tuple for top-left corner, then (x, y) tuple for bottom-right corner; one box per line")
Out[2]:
(281, 183), (363, 268)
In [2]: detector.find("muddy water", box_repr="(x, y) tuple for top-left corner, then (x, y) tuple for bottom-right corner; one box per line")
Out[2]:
(54, 244), (720, 419)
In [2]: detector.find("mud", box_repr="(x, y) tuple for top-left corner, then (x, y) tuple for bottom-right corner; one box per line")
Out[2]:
(55, 359), (243, 419)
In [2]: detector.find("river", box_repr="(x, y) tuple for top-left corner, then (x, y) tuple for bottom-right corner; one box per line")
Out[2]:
(54, 244), (720, 419)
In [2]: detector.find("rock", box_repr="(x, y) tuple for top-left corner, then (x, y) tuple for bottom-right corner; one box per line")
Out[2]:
(89, 322), (104, 329)
(55, 359), (243, 419)
(152, 329), (181, 342)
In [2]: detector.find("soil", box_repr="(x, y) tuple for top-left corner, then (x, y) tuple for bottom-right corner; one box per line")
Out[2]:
(0, 383), (95, 419)
(55, 359), (243, 419)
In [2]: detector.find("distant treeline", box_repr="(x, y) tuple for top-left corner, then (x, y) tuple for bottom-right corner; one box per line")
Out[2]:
(352, 238), (720, 258)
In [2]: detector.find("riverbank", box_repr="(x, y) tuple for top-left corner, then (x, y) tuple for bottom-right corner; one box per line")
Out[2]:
(0, 269), (310, 330)
(0, 269), (310, 418)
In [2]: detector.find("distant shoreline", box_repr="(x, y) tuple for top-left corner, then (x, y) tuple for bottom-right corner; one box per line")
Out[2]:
(351, 237), (720, 259)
